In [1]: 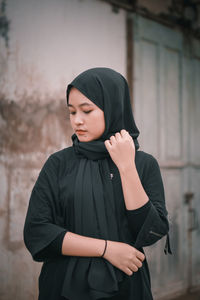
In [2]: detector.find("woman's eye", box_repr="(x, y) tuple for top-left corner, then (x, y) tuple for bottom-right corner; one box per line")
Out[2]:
(84, 110), (92, 114)
(69, 111), (76, 115)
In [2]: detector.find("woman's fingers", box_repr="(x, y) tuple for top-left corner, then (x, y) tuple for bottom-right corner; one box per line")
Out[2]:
(105, 130), (130, 146)
(103, 240), (145, 277)
(132, 257), (143, 268)
(123, 250), (144, 276)
(104, 130), (135, 170)
(115, 132), (121, 141)
(125, 264), (139, 276)
(105, 134), (118, 147)
(120, 129), (130, 138)
(121, 129), (132, 142)
(110, 135), (116, 145)
(136, 259), (143, 268)
(125, 258), (143, 276)
(120, 129), (128, 135)
(104, 139), (112, 149)
(136, 250), (145, 262)
(125, 268), (133, 276)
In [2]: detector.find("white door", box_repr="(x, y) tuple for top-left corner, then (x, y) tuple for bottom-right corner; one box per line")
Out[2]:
(132, 14), (200, 299)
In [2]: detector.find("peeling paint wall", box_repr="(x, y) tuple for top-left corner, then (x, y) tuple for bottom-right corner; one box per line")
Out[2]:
(0, 98), (74, 299)
(0, 0), (126, 299)
(1, 0), (126, 102)
(0, 98), (72, 155)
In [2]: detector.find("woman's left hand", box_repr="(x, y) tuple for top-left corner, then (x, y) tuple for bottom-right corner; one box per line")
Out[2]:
(104, 129), (136, 172)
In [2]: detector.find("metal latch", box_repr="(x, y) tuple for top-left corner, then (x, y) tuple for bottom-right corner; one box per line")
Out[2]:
(184, 192), (198, 231)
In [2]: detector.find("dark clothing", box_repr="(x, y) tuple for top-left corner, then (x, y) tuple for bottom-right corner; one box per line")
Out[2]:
(40, 155), (151, 259)
(39, 201), (151, 259)
(24, 67), (171, 300)
(24, 146), (169, 300)
(66, 67), (140, 148)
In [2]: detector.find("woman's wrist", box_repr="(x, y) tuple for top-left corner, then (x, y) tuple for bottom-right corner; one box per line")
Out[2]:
(96, 238), (108, 257)
(61, 231), (110, 257)
(101, 240), (108, 258)
(118, 161), (136, 175)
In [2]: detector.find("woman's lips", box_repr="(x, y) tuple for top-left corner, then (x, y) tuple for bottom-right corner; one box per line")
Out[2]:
(76, 130), (87, 135)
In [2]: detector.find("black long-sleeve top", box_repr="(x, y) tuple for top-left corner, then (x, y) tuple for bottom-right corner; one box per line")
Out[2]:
(38, 201), (151, 258)
(23, 147), (170, 300)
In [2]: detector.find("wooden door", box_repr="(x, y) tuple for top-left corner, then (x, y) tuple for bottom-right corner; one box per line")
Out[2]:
(132, 14), (200, 299)
(190, 41), (200, 290)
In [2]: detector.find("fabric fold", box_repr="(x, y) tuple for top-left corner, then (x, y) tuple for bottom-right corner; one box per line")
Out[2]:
(62, 67), (142, 299)
(61, 256), (125, 300)
(23, 155), (69, 262)
(61, 142), (126, 299)
(23, 67), (171, 300)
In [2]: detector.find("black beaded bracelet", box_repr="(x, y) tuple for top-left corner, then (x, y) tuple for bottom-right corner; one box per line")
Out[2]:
(101, 240), (107, 258)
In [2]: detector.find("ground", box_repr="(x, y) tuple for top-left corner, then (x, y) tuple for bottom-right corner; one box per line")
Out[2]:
(169, 291), (200, 300)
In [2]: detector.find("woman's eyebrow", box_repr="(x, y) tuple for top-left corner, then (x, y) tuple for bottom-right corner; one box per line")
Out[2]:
(68, 103), (93, 108)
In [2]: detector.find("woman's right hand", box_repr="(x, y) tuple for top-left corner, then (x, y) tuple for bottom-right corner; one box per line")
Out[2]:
(103, 240), (145, 276)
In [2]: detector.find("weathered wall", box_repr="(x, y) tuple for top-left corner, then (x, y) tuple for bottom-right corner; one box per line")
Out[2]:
(1, 0), (126, 102)
(138, 0), (200, 30)
(0, 0), (126, 299)
(1, 0), (200, 299)
(0, 99), (74, 299)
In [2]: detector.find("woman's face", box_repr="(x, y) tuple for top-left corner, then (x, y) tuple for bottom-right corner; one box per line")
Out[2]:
(68, 87), (105, 142)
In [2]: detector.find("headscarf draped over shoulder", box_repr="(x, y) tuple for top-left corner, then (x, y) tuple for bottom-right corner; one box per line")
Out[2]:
(63, 68), (140, 299)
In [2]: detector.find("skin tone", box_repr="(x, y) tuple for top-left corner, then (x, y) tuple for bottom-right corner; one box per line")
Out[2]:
(104, 130), (149, 210)
(68, 87), (105, 142)
(62, 87), (149, 276)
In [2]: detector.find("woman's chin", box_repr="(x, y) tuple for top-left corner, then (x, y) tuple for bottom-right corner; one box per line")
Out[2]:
(76, 134), (92, 142)
(76, 133), (103, 142)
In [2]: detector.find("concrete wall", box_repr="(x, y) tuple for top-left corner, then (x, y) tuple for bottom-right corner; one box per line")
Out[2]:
(0, 0), (126, 299)
(1, 0), (126, 102)
(1, 0), (200, 299)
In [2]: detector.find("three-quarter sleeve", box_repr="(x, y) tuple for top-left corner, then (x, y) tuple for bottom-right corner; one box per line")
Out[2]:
(126, 200), (151, 240)
(126, 154), (171, 254)
(23, 154), (68, 262)
(35, 230), (68, 259)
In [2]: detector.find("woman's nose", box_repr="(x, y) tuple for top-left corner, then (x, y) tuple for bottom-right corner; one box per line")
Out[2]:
(74, 113), (84, 125)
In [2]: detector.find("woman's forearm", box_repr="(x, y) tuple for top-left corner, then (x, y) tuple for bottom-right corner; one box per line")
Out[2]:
(119, 163), (149, 210)
(61, 231), (106, 257)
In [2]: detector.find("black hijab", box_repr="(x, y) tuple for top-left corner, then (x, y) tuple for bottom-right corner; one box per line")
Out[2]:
(61, 68), (140, 299)
(66, 67), (140, 150)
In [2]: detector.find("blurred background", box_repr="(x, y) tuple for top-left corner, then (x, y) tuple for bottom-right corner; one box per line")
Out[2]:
(0, 0), (200, 299)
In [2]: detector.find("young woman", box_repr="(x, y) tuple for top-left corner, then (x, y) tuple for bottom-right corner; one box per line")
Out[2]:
(23, 67), (171, 300)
